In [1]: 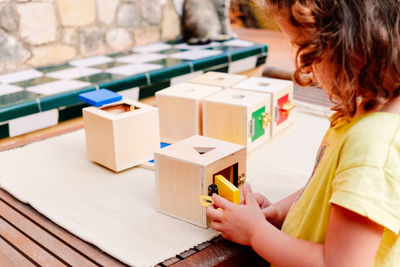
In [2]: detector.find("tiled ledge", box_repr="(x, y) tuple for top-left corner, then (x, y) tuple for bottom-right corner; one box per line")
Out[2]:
(0, 39), (268, 139)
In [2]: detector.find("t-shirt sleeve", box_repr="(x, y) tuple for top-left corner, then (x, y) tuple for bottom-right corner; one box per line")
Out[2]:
(330, 122), (400, 234)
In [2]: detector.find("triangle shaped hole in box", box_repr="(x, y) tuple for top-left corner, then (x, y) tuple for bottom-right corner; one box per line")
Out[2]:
(193, 147), (216, 155)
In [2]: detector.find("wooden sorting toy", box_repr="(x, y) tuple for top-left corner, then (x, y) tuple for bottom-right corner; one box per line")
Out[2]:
(202, 89), (272, 153)
(188, 71), (248, 88)
(232, 77), (294, 136)
(154, 135), (246, 228)
(155, 83), (222, 143)
(82, 98), (160, 172)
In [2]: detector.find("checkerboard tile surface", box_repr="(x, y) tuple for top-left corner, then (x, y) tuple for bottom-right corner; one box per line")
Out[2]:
(0, 39), (268, 138)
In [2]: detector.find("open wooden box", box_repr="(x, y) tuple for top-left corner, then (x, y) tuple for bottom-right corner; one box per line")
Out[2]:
(233, 77), (294, 136)
(156, 83), (222, 143)
(202, 89), (272, 153)
(82, 98), (160, 172)
(154, 135), (246, 228)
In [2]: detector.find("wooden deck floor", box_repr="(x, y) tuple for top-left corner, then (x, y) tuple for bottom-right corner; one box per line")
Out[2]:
(0, 187), (266, 266)
(0, 188), (124, 266)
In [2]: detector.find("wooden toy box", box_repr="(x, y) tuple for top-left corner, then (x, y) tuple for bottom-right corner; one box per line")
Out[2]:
(202, 89), (272, 153)
(154, 135), (246, 228)
(233, 77), (294, 136)
(188, 71), (248, 88)
(82, 98), (160, 172)
(155, 83), (222, 143)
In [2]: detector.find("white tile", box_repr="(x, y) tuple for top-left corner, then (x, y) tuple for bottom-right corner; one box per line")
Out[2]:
(133, 43), (172, 53)
(9, 109), (59, 137)
(118, 87), (139, 101)
(106, 63), (163, 76)
(170, 71), (204, 85)
(169, 50), (222, 60)
(0, 84), (24, 96)
(223, 39), (255, 47)
(0, 69), (43, 84)
(69, 56), (114, 67)
(228, 56), (257, 73)
(26, 80), (91, 95)
(46, 67), (102, 80)
(116, 53), (167, 64)
(173, 42), (220, 50)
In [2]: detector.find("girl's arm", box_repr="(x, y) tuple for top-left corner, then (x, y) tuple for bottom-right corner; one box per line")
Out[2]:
(207, 183), (383, 267)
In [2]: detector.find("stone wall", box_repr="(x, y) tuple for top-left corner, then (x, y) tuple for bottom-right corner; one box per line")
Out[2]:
(0, 0), (181, 74)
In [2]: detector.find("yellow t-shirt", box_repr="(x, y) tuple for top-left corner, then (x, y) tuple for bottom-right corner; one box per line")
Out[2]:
(281, 112), (400, 266)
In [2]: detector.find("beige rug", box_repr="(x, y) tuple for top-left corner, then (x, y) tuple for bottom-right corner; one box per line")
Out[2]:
(0, 104), (329, 266)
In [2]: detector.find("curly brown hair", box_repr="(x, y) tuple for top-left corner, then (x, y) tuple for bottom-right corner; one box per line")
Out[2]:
(266, 0), (400, 119)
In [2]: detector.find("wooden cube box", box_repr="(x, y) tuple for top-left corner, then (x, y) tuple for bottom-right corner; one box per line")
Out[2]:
(156, 83), (222, 143)
(82, 98), (160, 172)
(233, 77), (294, 136)
(155, 135), (246, 228)
(188, 71), (248, 88)
(202, 89), (272, 153)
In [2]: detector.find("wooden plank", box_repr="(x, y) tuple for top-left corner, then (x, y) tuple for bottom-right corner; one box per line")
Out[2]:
(171, 239), (241, 267)
(0, 216), (65, 266)
(171, 239), (268, 267)
(0, 189), (126, 266)
(0, 237), (36, 267)
(194, 241), (213, 251)
(160, 257), (181, 266)
(0, 199), (98, 267)
(177, 249), (197, 259)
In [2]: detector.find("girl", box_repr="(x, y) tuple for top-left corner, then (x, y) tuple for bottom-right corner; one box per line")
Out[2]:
(207, 0), (400, 266)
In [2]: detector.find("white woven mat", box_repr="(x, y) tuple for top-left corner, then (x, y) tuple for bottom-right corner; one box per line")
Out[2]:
(0, 106), (329, 266)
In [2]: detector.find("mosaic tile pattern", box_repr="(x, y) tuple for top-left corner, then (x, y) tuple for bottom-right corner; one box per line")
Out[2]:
(69, 56), (114, 67)
(0, 39), (268, 138)
(0, 69), (43, 84)
(116, 53), (167, 64)
(169, 50), (222, 60)
(46, 67), (103, 80)
(26, 80), (92, 95)
(0, 84), (24, 96)
(105, 63), (163, 76)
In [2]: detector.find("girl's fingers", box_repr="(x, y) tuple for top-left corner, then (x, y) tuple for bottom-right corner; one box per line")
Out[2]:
(263, 205), (279, 219)
(210, 221), (223, 232)
(206, 205), (223, 221)
(212, 193), (232, 210)
(242, 183), (257, 205)
(254, 193), (265, 206)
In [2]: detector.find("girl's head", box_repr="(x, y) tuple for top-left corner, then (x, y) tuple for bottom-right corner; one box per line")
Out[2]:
(266, 0), (400, 118)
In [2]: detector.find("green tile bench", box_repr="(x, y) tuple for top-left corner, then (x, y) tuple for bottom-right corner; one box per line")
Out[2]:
(0, 39), (267, 139)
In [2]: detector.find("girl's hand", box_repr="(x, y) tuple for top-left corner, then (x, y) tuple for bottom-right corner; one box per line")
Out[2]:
(206, 183), (267, 246)
(254, 193), (282, 228)
(254, 192), (272, 209)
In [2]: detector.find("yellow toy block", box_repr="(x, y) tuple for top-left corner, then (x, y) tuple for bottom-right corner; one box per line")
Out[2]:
(214, 175), (240, 204)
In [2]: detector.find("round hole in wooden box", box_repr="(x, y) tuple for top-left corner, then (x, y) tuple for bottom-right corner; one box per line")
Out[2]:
(231, 94), (246, 99)
(101, 103), (140, 114)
